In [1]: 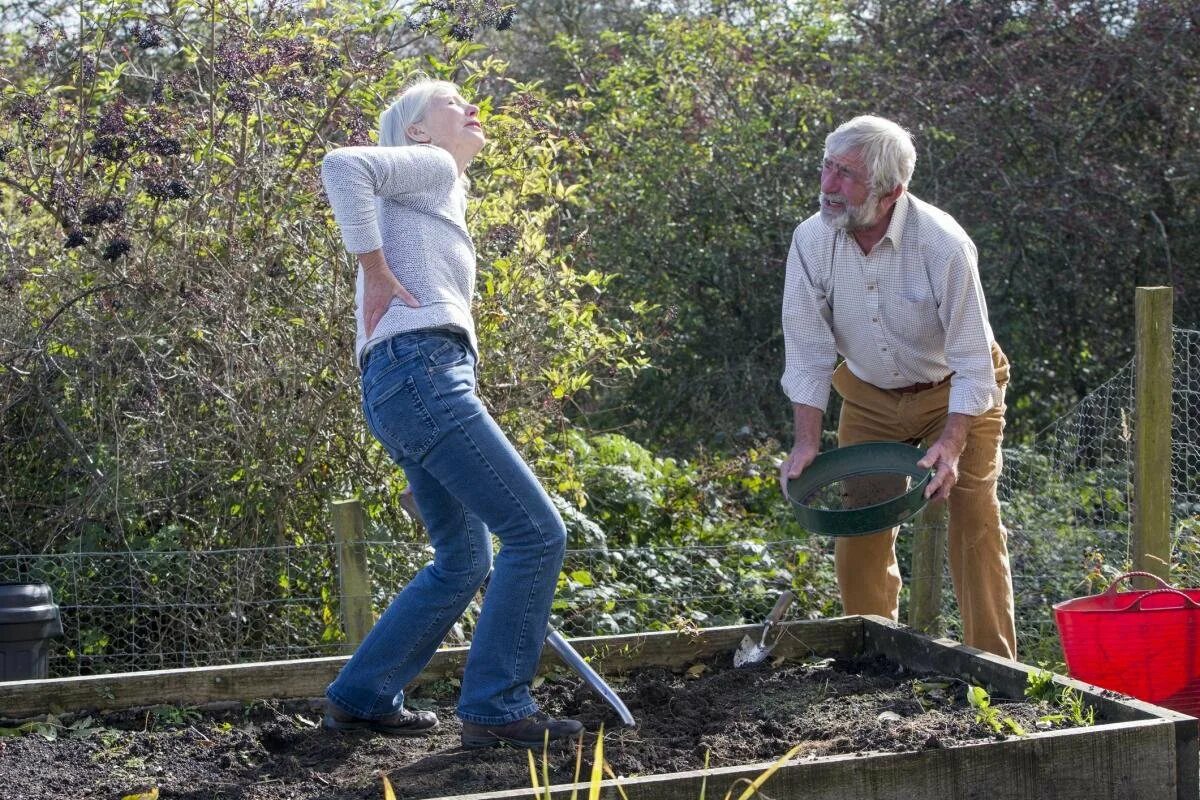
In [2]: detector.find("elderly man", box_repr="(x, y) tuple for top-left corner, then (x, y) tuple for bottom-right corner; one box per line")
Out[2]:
(779, 115), (1016, 659)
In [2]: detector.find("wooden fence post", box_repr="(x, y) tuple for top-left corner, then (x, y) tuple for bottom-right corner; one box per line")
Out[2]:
(908, 502), (947, 635)
(332, 498), (375, 646)
(1133, 286), (1173, 585)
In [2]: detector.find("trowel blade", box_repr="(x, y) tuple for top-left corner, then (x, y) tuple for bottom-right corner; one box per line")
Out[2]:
(733, 634), (765, 667)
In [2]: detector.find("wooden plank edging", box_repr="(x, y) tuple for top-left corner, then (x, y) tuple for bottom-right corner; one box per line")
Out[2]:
(0, 618), (863, 719)
(431, 719), (1179, 800)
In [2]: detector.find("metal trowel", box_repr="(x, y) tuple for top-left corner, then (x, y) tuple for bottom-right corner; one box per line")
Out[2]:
(733, 590), (795, 667)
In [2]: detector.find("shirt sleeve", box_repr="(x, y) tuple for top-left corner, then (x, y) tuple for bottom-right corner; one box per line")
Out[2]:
(320, 145), (458, 254)
(780, 224), (838, 410)
(937, 239), (1001, 416)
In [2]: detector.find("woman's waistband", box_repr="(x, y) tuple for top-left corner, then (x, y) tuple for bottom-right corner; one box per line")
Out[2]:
(359, 327), (470, 371)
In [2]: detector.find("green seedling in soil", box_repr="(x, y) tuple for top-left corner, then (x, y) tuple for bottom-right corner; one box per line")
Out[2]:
(0, 713), (104, 741)
(148, 705), (202, 730)
(1057, 686), (1095, 727)
(1023, 670), (1095, 728)
(912, 679), (952, 711)
(1024, 669), (1057, 703)
(966, 685), (1027, 736)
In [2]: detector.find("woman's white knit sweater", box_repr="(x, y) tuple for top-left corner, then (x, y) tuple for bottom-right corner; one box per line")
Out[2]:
(320, 144), (477, 366)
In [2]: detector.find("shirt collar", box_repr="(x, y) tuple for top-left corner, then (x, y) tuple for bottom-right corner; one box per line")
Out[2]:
(878, 192), (910, 249)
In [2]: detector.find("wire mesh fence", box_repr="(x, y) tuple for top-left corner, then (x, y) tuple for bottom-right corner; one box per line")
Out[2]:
(2, 328), (1196, 679)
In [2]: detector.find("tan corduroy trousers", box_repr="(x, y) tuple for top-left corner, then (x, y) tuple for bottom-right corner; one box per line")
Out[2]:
(830, 343), (1017, 659)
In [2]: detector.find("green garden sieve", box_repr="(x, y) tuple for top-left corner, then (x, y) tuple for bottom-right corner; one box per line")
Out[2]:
(785, 441), (933, 537)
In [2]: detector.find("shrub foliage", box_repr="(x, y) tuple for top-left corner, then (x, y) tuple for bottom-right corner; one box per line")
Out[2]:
(0, 0), (643, 554)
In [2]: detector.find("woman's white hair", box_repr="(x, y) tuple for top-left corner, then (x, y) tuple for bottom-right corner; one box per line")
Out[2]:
(378, 77), (460, 147)
(825, 115), (917, 194)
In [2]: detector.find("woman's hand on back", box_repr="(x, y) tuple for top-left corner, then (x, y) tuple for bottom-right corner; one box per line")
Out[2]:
(358, 249), (420, 337)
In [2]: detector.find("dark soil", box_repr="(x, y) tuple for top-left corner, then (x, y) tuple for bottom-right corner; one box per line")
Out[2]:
(0, 653), (1085, 799)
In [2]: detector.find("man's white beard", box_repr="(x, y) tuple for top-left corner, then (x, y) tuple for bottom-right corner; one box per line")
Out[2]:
(820, 191), (880, 231)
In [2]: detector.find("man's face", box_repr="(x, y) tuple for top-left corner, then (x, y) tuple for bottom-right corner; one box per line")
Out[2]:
(819, 150), (879, 231)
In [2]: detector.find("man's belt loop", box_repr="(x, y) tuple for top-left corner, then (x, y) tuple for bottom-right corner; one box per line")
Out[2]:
(892, 373), (953, 395)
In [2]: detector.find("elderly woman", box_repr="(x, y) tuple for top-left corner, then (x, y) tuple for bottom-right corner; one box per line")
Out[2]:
(319, 79), (582, 749)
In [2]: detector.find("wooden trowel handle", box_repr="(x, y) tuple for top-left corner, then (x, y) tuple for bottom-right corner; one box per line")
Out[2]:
(765, 590), (795, 625)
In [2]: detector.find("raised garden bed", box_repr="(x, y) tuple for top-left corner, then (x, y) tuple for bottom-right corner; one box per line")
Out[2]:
(1, 616), (1195, 800)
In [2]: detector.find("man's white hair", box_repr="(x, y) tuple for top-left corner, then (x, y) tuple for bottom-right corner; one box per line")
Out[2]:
(825, 115), (917, 194)
(378, 77), (460, 147)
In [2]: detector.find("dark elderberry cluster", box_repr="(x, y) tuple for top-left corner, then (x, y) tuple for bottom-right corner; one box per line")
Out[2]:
(145, 178), (191, 201)
(27, 21), (56, 65)
(102, 237), (132, 261)
(216, 34), (323, 82)
(410, 1), (516, 41)
(512, 93), (541, 113)
(91, 103), (132, 162)
(81, 199), (126, 226)
(133, 22), (163, 49)
(272, 35), (321, 74)
(476, 1), (516, 33)
(64, 230), (87, 249)
(276, 81), (318, 103)
(484, 223), (519, 256)
(227, 87), (255, 114)
(144, 131), (182, 157)
(6, 93), (48, 125)
(79, 55), (97, 83)
(90, 136), (130, 162)
(215, 34), (333, 111)
(216, 40), (275, 81)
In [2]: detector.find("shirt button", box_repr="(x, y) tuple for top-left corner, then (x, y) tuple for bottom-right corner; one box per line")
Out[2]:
(872, 317), (879, 322)
(867, 285), (876, 290)
(881, 347), (888, 351)
(893, 372), (900, 376)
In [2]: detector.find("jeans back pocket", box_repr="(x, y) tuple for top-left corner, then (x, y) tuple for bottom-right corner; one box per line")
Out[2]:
(364, 370), (440, 461)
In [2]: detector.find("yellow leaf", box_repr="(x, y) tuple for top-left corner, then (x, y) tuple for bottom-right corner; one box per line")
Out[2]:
(527, 749), (540, 791)
(602, 761), (630, 800)
(377, 771), (396, 800)
(587, 724), (605, 800)
(731, 741), (806, 800)
(686, 663), (707, 679)
(121, 789), (158, 800)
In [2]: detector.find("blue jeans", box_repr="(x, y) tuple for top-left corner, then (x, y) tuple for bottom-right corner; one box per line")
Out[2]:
(326, 330), (567, 725)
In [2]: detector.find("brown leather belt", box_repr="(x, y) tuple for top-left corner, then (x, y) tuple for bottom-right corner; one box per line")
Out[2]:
(892, 374), (952, 395)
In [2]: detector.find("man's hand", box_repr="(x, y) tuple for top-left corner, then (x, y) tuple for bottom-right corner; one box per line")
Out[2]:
(780, 403), (824, 496)
(359, 250), (419, 338)
(918, 413), (972, 502)
(779, 444), (818, 497)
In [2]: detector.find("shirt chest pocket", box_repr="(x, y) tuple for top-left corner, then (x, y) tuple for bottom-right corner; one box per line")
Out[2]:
(890, 285), (941, 334)
(898, 277), (938, 311)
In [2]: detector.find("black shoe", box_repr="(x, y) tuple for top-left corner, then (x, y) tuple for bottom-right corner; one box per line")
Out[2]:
(323, 702), (439, 736)
(461, 712), (584, 749)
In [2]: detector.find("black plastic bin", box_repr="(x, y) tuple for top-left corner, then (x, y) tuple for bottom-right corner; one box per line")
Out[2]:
(0, 583), (63, 681)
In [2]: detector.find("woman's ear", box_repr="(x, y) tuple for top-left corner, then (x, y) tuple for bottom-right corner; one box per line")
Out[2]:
(406, 124), (428, 143)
